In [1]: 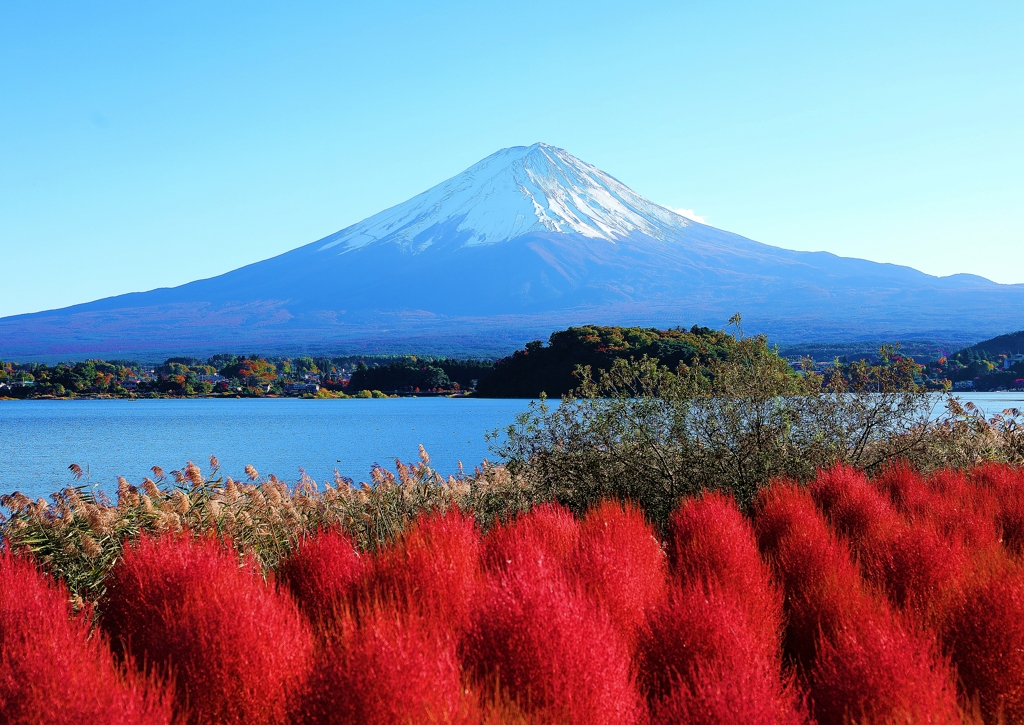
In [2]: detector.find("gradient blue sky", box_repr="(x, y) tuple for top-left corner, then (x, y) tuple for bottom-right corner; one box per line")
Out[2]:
(2, 1), (1022, 318)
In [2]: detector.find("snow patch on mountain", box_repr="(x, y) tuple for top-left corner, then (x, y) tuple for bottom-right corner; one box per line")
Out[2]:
(316, 143), (697, 254)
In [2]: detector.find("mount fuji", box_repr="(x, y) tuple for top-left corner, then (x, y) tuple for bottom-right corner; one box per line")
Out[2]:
(3, 142), (1023, 359)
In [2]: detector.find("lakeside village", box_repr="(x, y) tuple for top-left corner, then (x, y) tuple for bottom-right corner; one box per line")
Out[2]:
(0, 354), (493, 400)
(1, 325), (1023, 400)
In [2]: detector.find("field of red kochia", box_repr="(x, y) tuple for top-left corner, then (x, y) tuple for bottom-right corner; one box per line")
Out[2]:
(4, 463), (1024, 724)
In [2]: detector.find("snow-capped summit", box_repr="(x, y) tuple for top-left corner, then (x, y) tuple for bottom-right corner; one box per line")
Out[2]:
(3, 143), (1024, 360)
(316, 143), (695, 253)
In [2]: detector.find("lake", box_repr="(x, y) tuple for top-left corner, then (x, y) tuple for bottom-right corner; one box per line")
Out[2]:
(1, 391), (1022, 503)
(0, 398), (535, 501)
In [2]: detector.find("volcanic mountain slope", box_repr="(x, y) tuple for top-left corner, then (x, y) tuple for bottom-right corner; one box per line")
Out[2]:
(2, 143), (1023, 359)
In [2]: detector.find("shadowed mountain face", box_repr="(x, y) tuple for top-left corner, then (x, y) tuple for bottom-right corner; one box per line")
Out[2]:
(2, 143), (1022, 359)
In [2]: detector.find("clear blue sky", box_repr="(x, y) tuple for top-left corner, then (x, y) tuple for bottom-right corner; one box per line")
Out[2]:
(2, 1), (1022, 318)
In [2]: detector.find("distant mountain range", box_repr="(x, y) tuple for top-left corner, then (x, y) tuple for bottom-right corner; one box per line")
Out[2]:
(2, 142), (1023, 360)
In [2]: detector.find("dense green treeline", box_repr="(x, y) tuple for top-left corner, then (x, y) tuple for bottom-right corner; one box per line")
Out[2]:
(476, 324), (752, 398)
(346, 358), (493, 393)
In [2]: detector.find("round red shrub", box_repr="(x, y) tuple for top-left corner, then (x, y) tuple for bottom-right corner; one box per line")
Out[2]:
(465, 557), (645, 725)
(810, 465), (901, 544)
(640, 581), (803, 725)
(366, 507), (482, 634)
(755, 483), (868, 665)
(101, 534), (312, 725)
(872, 523), (966, 624)
(569, 499), (667, 644)
(756, 481), (962, 725)
(873, 461), (932, 518)
(811, 466), (965, 624)
(670, 491), (783, 661)
(810, 609), (960, 725)
(482, 501), (579, 574)
(0, 548), (171, 725)
(301, 606), (467, 724)
(947, 565), (1024, 723)
(278, 528), (364, 625)
(925, 469), (1001, 551)
(972, 463), (1024, 556)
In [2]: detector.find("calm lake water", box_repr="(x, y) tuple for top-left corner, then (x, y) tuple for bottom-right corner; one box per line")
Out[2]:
(1, 392), (1022, 502)
(0, 398), (535, 501)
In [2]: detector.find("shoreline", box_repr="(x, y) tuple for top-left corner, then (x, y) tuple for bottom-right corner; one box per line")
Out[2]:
(0, 391), (480, 402)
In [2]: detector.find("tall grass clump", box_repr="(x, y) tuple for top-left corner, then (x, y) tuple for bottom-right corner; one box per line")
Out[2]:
(0, 452), (525, 606)
(755, 483), (961, 725)
(101, 534), (312, 725)
(0, 547), (172, 725)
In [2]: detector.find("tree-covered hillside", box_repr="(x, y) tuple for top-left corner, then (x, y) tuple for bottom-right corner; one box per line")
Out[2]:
(475, 325), (745, 398)
(922, 329), (1024, 390)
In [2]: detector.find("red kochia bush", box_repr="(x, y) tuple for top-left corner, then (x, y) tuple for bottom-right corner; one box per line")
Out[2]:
(755, 483), (867, 665)
(873, 463), (999, 550)
(810, 465), (964, 623)
(102, 534), (312, 725)
(366, 507), (482, 634)
(0, 548), (171, 725)
(755, 483), (960, 725)
(278, 528), (364, 625)
(642, 583), (802, 725)
(669, 491), (784, 659)
(466, 562), (645, 725)
(810, 608), (960, 725)
(972, 463), (1024, 555)
(468, 504), (645, 725)
(946, 564), (1024, 723)
(302, 606), (467, 725)
(873, 462), (935, 519)
(924, 468), (1002, 551)
(482, 501), (580, 573)
(641, 492), (800, 724)
(569, 499), (667, 643)
(810, 465), (901, 544)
